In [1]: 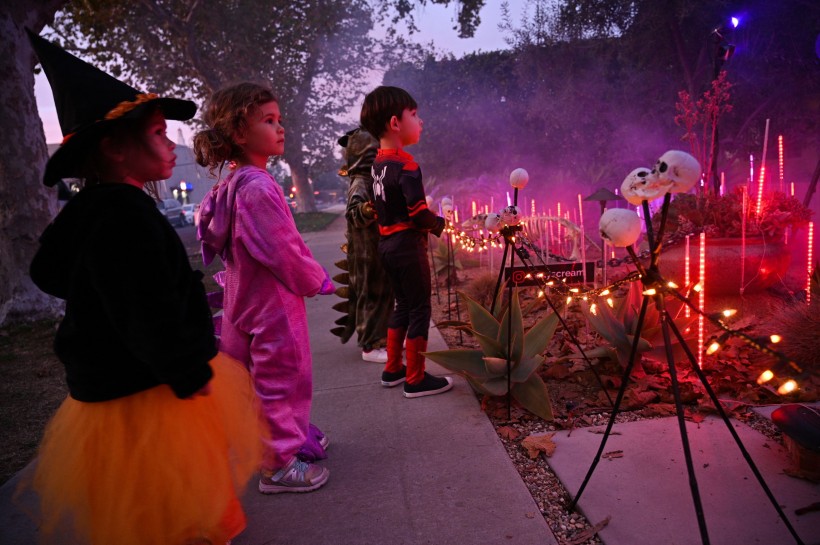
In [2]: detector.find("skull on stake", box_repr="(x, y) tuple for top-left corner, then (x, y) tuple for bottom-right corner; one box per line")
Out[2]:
(620, 167), (669, 205)
(441, 197), (454, 219)
(485, 213), (502, 232)
(652, 150), (701, 194)
(500, 205), (522, 226)
(599, 208), (642, 248)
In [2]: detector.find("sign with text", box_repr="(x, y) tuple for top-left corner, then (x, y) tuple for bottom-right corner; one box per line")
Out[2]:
(504, 263), (595, 286)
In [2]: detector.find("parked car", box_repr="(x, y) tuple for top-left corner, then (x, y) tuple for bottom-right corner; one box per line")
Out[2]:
(181, 203), (197, 226)
(157, 198), (184, 227)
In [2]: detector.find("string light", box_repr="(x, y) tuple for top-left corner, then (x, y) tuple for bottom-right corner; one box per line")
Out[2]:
(721, 309), (737, 318)
(756, 370), (774, 384)
(667, 281), (679, 289)
(769, 334), (782, 344)
(706, 339), (722, 355)
(777, 380), (797, 395)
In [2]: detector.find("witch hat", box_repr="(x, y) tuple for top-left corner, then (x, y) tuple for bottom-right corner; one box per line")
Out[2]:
(26, 29), (196, 187)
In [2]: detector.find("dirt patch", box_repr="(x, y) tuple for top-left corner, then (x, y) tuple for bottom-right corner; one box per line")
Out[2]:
(0, 320), (67, 485)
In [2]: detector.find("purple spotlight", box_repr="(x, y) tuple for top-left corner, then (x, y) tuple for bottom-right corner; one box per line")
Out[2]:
(731, 17), (739, 28)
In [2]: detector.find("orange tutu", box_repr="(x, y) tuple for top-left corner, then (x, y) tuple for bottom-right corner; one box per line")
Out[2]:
(22, 353), (265, 545)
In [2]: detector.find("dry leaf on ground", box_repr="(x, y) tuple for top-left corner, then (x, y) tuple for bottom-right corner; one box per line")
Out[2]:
(497, 425), (520, 440)
(602, 450), (623, 460)
(565, 515), (612, 545)
(522, 433), (557, 459)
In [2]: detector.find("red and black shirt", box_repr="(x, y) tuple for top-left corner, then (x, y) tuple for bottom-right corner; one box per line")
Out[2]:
(371, 148), (445, 238)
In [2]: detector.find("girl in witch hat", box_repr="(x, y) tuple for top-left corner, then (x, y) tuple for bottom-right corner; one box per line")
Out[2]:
(21, 30), (264, 545)
(195, 82), (334, 494)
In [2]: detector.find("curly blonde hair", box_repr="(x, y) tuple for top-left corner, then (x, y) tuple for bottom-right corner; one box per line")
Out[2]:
(193, 82), (278, 175)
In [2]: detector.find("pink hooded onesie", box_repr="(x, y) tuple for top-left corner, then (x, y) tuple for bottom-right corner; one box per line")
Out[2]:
(198, 165), (326, 471)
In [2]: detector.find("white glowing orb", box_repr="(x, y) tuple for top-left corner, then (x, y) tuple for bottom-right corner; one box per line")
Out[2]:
(509, 168), (529, 189)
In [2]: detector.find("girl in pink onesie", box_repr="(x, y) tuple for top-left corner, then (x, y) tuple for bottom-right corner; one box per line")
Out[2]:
(195, 82), (334, 494)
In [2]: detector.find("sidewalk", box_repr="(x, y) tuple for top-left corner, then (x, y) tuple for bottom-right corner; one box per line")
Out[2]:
(0, 213), (556, 545)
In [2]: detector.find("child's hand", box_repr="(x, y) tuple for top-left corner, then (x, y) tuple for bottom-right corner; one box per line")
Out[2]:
(361, 202), (376, 219)
(318, 268), (335, 295)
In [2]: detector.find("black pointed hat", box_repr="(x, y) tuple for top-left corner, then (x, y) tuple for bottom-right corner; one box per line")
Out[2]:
(27, 29), (196, 187)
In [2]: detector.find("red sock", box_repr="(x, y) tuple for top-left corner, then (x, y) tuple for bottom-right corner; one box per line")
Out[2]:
(385, 327), (406, 373)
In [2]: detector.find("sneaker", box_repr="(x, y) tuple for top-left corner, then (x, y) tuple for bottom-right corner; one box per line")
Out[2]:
(258, 457), (329, 494)
(403, 373), (454, 398)
(381, 366), (407, 387)
(362, 347), (388, 363)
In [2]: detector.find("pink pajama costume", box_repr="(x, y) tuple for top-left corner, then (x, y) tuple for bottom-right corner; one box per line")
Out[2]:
(198, 165), (326, 471)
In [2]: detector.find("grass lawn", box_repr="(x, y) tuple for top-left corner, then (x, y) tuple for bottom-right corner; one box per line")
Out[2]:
(293, 212), (338, 233)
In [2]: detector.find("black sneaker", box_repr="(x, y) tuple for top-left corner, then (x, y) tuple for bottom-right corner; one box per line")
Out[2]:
(381, 366), (407, 387)
(403, 373), (453, 398)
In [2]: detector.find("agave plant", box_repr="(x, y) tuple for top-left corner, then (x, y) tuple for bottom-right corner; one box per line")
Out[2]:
(579, 281), (697, 368)
(424, 289), (559, 421)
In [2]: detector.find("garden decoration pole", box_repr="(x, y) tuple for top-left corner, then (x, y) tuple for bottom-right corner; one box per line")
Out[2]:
(442, 198), (454, 321)
(430, 197), (441, 304)
(571, 195), (806, 545)
(429, 236), (440, 304)
(584, 188), (624, 288)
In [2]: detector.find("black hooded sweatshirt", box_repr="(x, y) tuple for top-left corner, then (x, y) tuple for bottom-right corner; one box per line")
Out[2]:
(30, 183), (216, 402)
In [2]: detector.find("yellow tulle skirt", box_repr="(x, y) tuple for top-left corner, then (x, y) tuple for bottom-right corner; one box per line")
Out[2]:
(22, 353), (265, 545)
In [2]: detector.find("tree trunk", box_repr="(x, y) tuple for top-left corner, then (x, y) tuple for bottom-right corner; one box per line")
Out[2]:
(0, 1), (68, 326)
(283, 121), (317, 213)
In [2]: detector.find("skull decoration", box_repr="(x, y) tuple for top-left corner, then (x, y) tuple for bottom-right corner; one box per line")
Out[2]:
(500, 205), (522, 226)
(620, 167), (668, 205)
(485, 213), (502, 232)
(509, 168), (529, 189)
(652, 150), (701, 194)
(599, 208), (642, 248)
(441, 197), (454, 219)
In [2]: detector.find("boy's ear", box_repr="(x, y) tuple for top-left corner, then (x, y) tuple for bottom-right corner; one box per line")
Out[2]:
(387, 115), (401, 133)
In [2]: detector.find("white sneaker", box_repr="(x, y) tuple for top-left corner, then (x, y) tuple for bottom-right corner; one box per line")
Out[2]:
(362, 347), (388, 363)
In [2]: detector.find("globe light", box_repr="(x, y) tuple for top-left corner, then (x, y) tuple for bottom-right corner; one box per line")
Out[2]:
(509, 168), (529, 189)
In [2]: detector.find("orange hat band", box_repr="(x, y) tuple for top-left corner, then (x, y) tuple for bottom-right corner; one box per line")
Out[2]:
(104, 93), (159, 121)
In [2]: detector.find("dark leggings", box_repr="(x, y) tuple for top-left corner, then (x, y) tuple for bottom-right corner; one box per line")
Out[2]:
(379, 230), (432, 340)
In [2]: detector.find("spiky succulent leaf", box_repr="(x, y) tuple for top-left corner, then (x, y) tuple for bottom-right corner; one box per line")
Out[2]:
(512, 375), (554, 421)
(510, 355), (545, 383)
(483, 357), (511, 378)
(497, 290), (524, 364)
(460, 291), (500, 339)
(557, 345), (618, 364)
(523, 311), (559, 360)
(422, 349), (486, 376)
(475, 376), (510, 396)
(472, 330), (505, 358)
